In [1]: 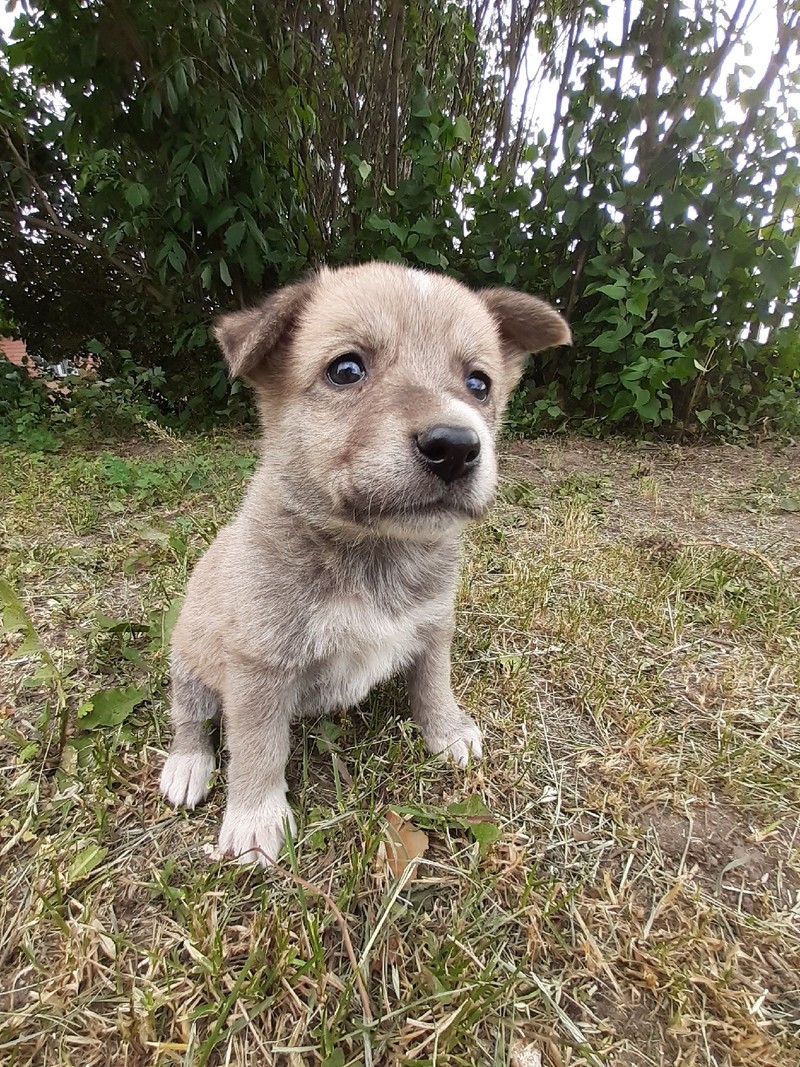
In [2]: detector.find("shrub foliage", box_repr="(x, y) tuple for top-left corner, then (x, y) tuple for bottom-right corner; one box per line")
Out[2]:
(1, 0), (798, 437)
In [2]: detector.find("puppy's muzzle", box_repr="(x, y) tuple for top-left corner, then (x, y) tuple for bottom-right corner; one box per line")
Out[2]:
(414, 425), (481, 484)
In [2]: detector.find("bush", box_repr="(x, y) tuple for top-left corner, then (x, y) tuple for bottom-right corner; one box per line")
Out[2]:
(1, 1), (797, 438)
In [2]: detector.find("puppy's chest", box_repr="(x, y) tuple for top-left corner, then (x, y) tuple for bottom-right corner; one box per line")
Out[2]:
(302, 596), (440, 713)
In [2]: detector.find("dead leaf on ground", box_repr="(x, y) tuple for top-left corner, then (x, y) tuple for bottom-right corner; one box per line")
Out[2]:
(379, 810), (429, 882)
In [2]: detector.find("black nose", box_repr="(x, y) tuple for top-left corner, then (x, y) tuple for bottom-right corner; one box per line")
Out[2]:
(414, 425), (482, 484)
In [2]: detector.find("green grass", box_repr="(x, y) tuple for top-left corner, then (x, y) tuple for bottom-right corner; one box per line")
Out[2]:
(1, 433), (799, 1066)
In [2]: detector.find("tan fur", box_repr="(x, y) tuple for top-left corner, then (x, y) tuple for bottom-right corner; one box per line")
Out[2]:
(159, 262), (570, 865)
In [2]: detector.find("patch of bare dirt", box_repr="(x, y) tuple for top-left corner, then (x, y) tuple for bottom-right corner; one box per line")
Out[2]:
(502, 438), (800, 569)
(588, 992), (678, 1067)
(638, 800), (800, 912)
(107, 438), (178, 458)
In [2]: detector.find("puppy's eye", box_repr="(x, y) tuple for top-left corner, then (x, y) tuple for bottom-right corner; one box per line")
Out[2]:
(465, 371), (490, 402)
(326, 354), (367, 386)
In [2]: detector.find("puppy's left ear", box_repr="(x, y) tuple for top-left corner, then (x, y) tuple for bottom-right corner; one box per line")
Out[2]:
(214, 277), (315, 381)
(481, 288), (571, 382)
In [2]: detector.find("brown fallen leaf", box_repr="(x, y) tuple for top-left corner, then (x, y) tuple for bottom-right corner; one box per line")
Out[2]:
(381, 810), (429, 882)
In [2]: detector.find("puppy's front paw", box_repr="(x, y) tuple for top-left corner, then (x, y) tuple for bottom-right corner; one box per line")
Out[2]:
(423, 712), (483, 768)
(160, 749), (216, 808)
(218, 792), (297, 867)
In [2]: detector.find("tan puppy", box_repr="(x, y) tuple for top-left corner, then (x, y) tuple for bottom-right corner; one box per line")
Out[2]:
(159, 262), (570, 865)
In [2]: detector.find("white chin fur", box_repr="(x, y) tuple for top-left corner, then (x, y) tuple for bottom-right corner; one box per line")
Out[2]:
(369, 512), (472, 541)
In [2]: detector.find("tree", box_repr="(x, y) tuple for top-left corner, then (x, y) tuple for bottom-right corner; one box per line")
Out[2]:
(1, 0), (798, 435)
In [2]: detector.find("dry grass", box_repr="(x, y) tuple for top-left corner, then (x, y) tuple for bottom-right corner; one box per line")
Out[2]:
(1, 433), (798, 1067)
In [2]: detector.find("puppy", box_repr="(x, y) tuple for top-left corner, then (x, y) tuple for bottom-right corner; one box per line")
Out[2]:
(159, 262), (570, 865)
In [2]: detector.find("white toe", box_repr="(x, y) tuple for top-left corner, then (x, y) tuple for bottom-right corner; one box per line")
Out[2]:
(425, 714), (483, 768)
(218, 793), (296, 867)
(160, 749), (215, 808)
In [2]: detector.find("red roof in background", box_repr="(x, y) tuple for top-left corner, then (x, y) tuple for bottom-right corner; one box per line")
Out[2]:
(0, 337), (41, 376)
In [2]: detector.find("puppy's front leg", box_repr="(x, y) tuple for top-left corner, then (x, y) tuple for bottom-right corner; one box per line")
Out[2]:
(407, 625), (483, 768)
(218, 668), (296, 866)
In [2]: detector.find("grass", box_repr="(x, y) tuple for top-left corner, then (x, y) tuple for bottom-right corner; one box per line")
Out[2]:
(1, 429), (799, 1066)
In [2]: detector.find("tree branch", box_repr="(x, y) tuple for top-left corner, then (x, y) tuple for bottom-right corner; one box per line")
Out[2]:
(737, 0), (798, 146)
(2, 128), (63, 228)
(545, 10), (582, 172)
(0, 210), (168, 305)
(3, 125), (168, 303)
(386, 0), (404, 191)
(614, 0), (632, 95)
(646, 0), (756, 172)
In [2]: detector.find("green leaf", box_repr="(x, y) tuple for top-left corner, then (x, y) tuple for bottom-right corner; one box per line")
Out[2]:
(168, 244), (186, 273)
(0, 578), (37, 637)
(206, 204), (238, 236)
(709, 249), (734, 279)
(447, 795), (501, 854)
(411, 216), (438, 237)
(597, 284), (626, 299)
(68, 845), (108, 883)
(607, 393), (634, 421)
(224, 220), (247, 251)
(412, 246), (443, 267)
(588, 330), (623, 353)
(124, 183), (149, 209)
(757, 255), (791, 297)
(77, 685), (147, 732)
(173, 61), (189, 98)
(228, 104), (243, 143)
(219, 258), (232, 286)
(365, 213), (390, 231)
(164, 76), (178, 113)
(156, 597), (182, 650)
(95, 615), (149, 634)
(185, 162), (208, 205)
(646, 329), (675, 348)
(633, 390), (662, 423)
(410, 89), (432, 118)
(448, 795), (492, 819)
(620, 358), (649, 383)
(387, 221), (409, 242)
(625, 292), (648, 318)
(358, 159), (372, 181)
(453, 115), (471, 142)
(469, 820), (502, 850)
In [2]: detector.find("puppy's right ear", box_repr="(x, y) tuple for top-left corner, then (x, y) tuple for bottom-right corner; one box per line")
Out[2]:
(480, 288), (571, 384)
(214, 277), (315, 380)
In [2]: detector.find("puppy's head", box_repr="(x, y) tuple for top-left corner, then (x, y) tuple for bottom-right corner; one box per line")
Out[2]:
(215, 263), (570, 540)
